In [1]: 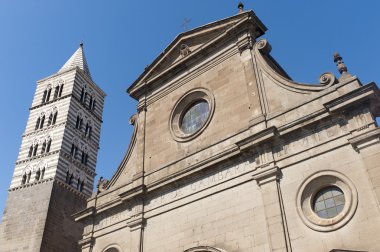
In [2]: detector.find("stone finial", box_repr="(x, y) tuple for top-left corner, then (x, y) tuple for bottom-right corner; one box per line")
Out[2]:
(238, 2), (244, 13)
(80, 42), (84, 48)
(333, 53), (351, 79)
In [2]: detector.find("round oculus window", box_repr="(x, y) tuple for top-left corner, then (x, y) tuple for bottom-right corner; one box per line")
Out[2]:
(169, 88), (215, 142)
(313, 186), (345, 219)
(180, 101), (210, 134)
(296, 170), (358, 232)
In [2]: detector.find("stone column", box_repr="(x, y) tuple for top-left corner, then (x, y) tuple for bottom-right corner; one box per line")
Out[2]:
(126, 197), (145, 252)
(253, 166), (291, 252)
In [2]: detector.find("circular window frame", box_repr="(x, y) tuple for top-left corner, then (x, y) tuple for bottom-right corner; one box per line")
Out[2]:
(296, 170), (358, 232)
(170, 88), (215, 142)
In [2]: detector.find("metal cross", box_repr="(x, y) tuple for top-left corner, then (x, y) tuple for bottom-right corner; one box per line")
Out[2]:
(181, 18), (191, 31)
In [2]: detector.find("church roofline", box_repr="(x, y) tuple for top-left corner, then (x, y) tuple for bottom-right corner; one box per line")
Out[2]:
(127, 10), (267, 99)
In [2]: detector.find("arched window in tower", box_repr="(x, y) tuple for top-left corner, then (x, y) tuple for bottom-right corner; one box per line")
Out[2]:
(85, 122), (91, 137)
(46, 88), (52, 102)
(26, 171), (31, 183)
(35, 117), (41, 130)
(81, 151), (85, 164)
(80, 87), (85, 102)
(41, 90), (47, 103)
(75, 115), (80, 129)
(21, 173), (27, 185)
(89, 96), (93, 110)
(41, 140), (47, 154)
(46, 139), (51, 153)
(92, 100), (96, 111)
(48, 113), (53, 126)
(83, 92), (87, 105)
(89, 126), (92, 139)
(58, 84), (64, 97)
(79, 118), (83, 130)
(35, 169), (41, 181)
(28, 146), (33, 157)
(40, 168), (45, 180)
(53, 85), (60, 99)
(52, 111), (58, 125)
(32, 143), (39, 157)
(79, 181), (84, 192)
(39, 115), (45, 129)
(77, 178), (81, 190)
(70, 143), (75, 156)
(65, 170), (70, 184)
(69, 173), (73, 185)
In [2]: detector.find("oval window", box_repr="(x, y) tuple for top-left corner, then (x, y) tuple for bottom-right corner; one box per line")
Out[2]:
(313, 186), (345, 219)
(180, 100), (210, 134)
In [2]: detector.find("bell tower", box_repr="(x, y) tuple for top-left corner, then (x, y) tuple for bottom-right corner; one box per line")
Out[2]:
(0, 44), (105, 252)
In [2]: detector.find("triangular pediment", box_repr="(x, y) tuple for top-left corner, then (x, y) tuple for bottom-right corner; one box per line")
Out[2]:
(128, 10), (266, 98)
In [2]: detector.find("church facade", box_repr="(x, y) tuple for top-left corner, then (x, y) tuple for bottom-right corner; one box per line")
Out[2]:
(75, 7), (380, 252)
(0, 45), (105, 251)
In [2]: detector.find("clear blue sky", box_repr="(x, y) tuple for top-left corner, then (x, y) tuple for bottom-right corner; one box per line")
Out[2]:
(0, 1), (379, 218)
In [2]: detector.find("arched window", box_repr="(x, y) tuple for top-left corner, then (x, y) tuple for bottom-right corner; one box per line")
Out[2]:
(83, 92), (87, 104)
(77, 179), (81, 190)
(104, 249), (119, 252)
(39, 115), (45, 129)
(69, 174), (73, 185)
(92, 100), (96, 111)
(42, 90), (47, 103)
(40, 168), (45, 180)
(41, 140), (47, 154)
(65, 170), (70, 184)
(35, 117), (41, 130)
(35, 169), (41, 181)
(52, 111), (58, 125)
(53, 85), (60, 99)
(46, 139), (51, 153)
(46, 88), (51, 102)
(89, 96), (93, 110)
(75, 115), (80, 129)
(88, 126), (92, 139)
(21, 174), (27, 185)
(80, 87), (84, 102)
(79, 118), (83, 130)
(33, 143), (39, 157)
(28, 146), (33, 157)
(79, 181), (84, 192)
(26, 171), (31, 183)
(48, 113), (53, 126)
(81, 151), (85, 164)
(58, 84), (64, 97)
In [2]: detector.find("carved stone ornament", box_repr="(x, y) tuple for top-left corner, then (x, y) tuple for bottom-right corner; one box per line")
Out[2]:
(180, 44), (191, 57)
(97, 176), (109, 193)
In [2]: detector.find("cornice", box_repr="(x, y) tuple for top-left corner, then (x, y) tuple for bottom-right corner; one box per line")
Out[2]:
(61, 151), (96, 177)
(23, 121), (66, 138)
(29, 94), (71, 111)
(9, 177), (54, 192)
(55, 179), (88, 199)
(15, 150), (60, 165)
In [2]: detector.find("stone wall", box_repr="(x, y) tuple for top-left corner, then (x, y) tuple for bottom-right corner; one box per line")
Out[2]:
(0, 181), (53, 251)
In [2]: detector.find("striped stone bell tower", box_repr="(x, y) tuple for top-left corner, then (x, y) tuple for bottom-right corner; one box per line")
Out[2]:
(0, 44), (105, 252)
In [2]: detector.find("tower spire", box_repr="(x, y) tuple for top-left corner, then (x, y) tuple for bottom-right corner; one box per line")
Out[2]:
(58, 43), (92, 80)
